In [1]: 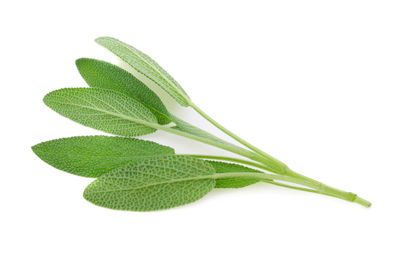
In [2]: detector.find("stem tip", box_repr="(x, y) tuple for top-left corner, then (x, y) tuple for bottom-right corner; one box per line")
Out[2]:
(354, 196), (371, 208)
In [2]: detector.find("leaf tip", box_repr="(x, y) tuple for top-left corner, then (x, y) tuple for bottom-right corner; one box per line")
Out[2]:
(42, 90), (55, 108)
(95, 36), (113, 45)
(82, 181), (99, 206)
(75, 57), (87, 67)
(31, 143), (39, 154)
(94, 36), (106, 42)
(82, 184), (91, 200)
(42, 88), (70, 110)
(31, 142), (45, 161)
(75, 58), (92, 77)
(42, 92), (50, 106)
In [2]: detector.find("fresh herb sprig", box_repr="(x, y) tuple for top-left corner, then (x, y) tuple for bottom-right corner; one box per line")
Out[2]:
(32, 37), (371, 211)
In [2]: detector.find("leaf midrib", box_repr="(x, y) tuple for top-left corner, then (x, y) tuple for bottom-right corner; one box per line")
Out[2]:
(47, 99), (153, 124)
(88, 172), (273, 193)
(89, 174), (216, 193)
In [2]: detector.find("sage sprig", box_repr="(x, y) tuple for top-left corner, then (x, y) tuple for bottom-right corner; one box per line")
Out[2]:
(32, 37), (371, 211)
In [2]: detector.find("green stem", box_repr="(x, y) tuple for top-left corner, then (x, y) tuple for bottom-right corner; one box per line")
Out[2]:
(213, 172), (313, 187)
(187, 155), (327, 193)
(190, 154), (370, 207)
(265, 180), (369, 207)
(188, 103), (371, 207)
(285, 170), (371, 207)
(353, 196), (372, 207)
(263, 180), (343, 198)
(212, 172), (370, 207)
(190, 102), (287, 171)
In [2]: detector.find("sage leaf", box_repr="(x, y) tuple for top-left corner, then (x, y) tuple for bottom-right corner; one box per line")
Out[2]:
(208, 161), (266, 188)
(32, 136), (175, 177)
(76, 58), (171, 124)
(95, 37), (190, 106)
(84, 155), (215, 211)
(44, 88), (157, 136)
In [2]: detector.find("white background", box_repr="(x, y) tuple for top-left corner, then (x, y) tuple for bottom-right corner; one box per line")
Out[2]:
(1, 1), (399, 254)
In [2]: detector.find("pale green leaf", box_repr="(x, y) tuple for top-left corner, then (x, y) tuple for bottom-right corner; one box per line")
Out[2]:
(43, 88), (157, 136)
(207, 161), (266, 188)
(95, 37), (190, 106)
(32, 136), (175, 177)
(76, 58), (171, 124)
(84, 155), (215, 211)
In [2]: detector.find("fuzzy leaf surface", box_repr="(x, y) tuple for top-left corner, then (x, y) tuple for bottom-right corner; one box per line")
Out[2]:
(84, 155), (215, 211)
(95, 37), (190, 106)
(32, 136), (175, 177)
(208, 161), (265, 188)
(44, 88), (157, 136)
(76, 58), (171, 124)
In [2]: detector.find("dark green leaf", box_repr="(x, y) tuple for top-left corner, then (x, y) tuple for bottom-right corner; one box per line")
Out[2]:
(32, 136), (175, 177)
(76, 58), (171, 124)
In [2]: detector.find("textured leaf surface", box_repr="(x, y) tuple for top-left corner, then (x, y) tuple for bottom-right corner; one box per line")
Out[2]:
(32, 136), (175, 177)
(208, 161), (265, 188)
(84, 156), (215, 211)
(76, 58), (171, 124)
(44, 88), (157, 136)
(96, 37), (190, 106)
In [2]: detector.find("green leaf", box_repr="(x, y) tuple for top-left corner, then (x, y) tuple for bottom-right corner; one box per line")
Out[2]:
(84, 155), (215, 211)
(43, 88), (158, 136)
(95, 37), (190, 106)
(76, 58), (171, 125)
(207, 161), (265, 188)
(32, 136), (175, 177)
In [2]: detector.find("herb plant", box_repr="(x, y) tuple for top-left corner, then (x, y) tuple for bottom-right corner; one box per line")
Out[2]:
(32, 37), (371, 211)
